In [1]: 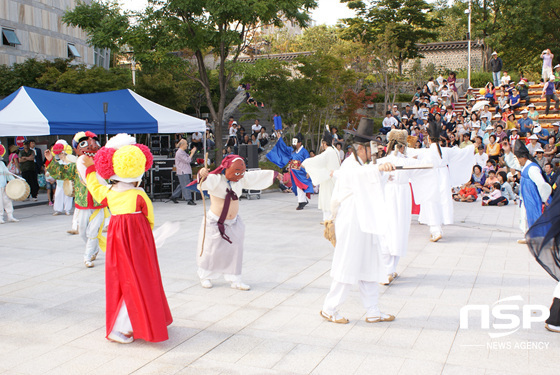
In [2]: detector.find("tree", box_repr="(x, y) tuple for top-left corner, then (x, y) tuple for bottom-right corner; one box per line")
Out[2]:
(240, 53), (358, 151)
(342, 0), (443, 75)
(0, 59), (132, 97)
(63, 0), (318, 163)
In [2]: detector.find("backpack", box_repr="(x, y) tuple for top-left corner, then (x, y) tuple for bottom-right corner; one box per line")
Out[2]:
(7, 159), (20, 175)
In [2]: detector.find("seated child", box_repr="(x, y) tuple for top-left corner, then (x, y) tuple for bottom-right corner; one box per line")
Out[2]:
(482, 170), (499, 193)
(453, 183), (478, 202)
(482, 182), (508, 206)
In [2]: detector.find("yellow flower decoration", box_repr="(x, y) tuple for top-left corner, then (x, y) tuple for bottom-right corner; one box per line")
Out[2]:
(112, 145), (146, 179)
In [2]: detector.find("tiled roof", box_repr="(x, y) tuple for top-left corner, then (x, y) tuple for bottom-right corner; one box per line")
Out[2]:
(417, 40), (484, 52)
(236, 51), (314, 63)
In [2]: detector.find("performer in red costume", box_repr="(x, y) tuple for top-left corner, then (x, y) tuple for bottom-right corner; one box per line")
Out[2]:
(84, 134), (172, 344)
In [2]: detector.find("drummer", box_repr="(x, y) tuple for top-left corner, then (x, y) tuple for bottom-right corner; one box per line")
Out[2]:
(0, 143), (20, 224)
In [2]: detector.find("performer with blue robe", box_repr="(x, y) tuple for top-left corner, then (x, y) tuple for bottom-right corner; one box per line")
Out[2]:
(513, 141), (551, 240)
(525, 177), (560, 333)
(266, 133), (314, 210)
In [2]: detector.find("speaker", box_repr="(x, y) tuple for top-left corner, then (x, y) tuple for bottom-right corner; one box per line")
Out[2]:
(238, 144), (259, 169)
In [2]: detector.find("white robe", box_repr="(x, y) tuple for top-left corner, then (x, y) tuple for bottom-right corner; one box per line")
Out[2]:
(412, 144), (475, 227)
(198, 170), (274, 275)
(302, 146), (340, 212)
(377, 152), (429, 257)
(330, 156), (388, 284)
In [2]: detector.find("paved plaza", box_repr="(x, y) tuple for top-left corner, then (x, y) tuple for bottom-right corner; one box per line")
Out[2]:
(0, 191), (558, 374)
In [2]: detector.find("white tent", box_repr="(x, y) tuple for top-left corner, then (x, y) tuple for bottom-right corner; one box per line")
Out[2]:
(0, 86), (206, 136)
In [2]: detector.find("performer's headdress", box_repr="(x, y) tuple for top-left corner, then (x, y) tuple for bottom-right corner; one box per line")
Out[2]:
(0, 143), (5, 158)
(386, 129), (408, 154)
(52, 139), (72, 156)
(292, 133), (304, 146)
(514, 139), (531, 159)
(427, 117), (443, 158)
(344, 118), (377, 144)
(427, 118), (441, 143)
(322, 130), (333, 146)
(72, 131), (100, 157)
(211, 154), (246, 182)
(94, 133), (153, 183)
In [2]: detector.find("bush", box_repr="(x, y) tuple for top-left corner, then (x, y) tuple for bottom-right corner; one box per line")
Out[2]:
(372, 93), (412, 103)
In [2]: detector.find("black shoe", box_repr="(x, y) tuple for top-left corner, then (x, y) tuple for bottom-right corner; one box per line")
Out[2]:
(188, 200), (197, 206)
(296, 202), (308, 210)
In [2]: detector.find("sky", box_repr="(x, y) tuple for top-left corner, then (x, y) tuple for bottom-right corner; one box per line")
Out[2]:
(119, 0), (355, 26)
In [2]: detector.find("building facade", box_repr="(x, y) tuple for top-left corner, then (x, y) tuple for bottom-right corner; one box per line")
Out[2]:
(0, 0), (109, 68)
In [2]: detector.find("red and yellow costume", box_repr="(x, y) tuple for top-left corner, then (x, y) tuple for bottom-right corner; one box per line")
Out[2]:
(86, 134), (172, 343)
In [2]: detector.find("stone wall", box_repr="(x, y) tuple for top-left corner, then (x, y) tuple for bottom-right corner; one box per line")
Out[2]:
(403, 41), (487, 73)
(0, 0), (109, 67)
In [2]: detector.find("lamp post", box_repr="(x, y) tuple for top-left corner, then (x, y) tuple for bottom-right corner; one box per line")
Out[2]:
(103, 102), (108, 141)
(466, 0), (472, 87)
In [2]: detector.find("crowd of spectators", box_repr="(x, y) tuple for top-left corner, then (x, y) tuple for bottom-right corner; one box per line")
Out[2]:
(226, 116), (270, 156)
(379, 61), (560, 205)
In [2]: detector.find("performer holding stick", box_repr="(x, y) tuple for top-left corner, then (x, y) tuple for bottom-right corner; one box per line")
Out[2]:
(193, 155), (276, 290)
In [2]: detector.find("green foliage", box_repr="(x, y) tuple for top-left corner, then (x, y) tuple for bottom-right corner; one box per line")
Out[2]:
(455, 70), (523, 88)
(0, 59), (131, 96)
(429, 0), (560, 75)
(63, 0), (319, 163)
(37, 66), (131, 94)
(0, 58), (72, 96)
(62, 1), (130, 52)
(342, 0), (443, 74)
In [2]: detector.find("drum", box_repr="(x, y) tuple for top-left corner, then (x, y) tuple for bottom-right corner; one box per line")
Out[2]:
(63, 180), (75, 197)
(6, 179), (30, 201)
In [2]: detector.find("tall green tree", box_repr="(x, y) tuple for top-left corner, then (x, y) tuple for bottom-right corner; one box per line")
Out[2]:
(63, 0), (317, 163)
(342, 0), (443, 75)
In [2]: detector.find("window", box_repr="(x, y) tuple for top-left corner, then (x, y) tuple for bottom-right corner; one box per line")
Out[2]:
(68, 43), (81, 58)
(2, 28), (21, 47)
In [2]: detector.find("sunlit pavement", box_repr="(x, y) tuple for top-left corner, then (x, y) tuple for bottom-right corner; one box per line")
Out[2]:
(0, 191), (558, 374)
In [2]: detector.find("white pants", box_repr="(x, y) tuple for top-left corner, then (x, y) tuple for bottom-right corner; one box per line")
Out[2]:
(71, 209), (80, 231)
(322, 210), (332, 221)
(53, 181), (73, 213)
(297, 187), (308, 203)
(112, 301), (132, 334)
(78, 208), (104, 262)
(0, 187), (14, 219)
(197, 268), (243, 283)
(323, 280), (380, 317)
(381, 253), (400, 276)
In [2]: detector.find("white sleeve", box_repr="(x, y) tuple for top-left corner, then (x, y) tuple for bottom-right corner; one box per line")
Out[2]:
(504, 152), (522, 171)
(241, 170), (275, 190)
(528, 166), (552, 203)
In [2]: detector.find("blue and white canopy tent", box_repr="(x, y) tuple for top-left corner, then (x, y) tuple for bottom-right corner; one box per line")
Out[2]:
(0, 86), (206, 136)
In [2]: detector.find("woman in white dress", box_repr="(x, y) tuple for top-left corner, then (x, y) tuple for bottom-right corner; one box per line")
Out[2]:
(412, 120), (475, 242)
(377, 130), (430, 284)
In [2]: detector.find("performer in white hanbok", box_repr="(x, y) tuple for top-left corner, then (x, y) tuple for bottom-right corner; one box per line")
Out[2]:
(377, 130), (431, 284)
(302, 130), (341, 222)
(412, 120), (475, 242)
(320, 118), (396, 324)
(196, 155), (275, 290)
